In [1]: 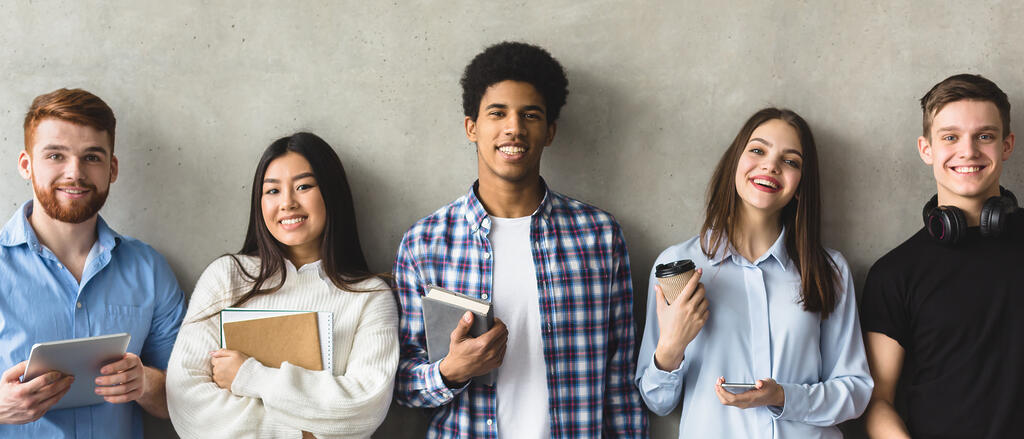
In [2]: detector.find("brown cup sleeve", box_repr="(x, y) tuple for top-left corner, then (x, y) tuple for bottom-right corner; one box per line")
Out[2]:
(657, 270), (694, 305)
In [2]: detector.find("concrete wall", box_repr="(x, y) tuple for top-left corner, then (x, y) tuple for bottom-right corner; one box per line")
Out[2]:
(2, 1), (1021, 437)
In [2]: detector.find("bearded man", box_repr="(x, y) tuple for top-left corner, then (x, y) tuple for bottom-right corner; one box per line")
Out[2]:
(0, 88), (186, 439)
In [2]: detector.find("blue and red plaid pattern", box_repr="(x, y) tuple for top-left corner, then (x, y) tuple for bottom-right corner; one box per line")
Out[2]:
(393, 182), (647, 438)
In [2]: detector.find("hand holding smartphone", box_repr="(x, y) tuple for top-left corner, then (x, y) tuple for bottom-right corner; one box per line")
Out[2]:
(720, 382), (757, 394)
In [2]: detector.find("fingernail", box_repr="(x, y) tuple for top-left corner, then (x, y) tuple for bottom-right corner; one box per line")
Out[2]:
(463, 312), (472, 322)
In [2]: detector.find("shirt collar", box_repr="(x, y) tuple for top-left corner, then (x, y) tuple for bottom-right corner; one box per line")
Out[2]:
(708, 226), (791, 271)
(0, 200), (120, 252)
(283, 258), (332, 285)
(464, 178), (554, 233)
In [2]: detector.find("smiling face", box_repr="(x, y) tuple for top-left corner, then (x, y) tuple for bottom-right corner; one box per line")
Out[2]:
(733, 118), (804, 217)
(918, 99), (1015, 206)
(19, 118), (117, 224)
(260, 151), (327, 262)
(465, 80), (556, 189)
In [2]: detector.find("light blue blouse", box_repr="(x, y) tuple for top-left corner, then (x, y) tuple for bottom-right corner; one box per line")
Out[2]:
(635, 229), (872, 438)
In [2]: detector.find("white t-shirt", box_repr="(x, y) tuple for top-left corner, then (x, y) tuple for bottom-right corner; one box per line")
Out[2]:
(489, 215), (551, 439)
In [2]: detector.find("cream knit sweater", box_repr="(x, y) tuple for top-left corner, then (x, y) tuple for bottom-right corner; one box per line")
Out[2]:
(166, 255), (398, 438)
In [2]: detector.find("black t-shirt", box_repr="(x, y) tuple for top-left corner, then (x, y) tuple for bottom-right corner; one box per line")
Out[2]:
(861, 213), (1024, 439)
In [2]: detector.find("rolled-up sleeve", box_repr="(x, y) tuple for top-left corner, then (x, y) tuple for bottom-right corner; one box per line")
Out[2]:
(635, 256), (688, 416)
(392, 234), (468, 408)
(142, 252), (187, 370)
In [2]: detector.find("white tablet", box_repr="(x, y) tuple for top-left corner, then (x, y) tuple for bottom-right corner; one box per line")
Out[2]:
(22, 333), (131, 410)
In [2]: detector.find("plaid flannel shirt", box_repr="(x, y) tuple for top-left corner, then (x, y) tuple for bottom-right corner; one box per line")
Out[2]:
(393, 182), (647, 438)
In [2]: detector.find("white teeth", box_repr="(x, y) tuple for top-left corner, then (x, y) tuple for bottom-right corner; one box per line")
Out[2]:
(62, 189), (85, 194)
(752, 178), (778, 189)
(953, 166), (981, 173)
(280, 217), (306, 225)
(498, 146), (526, 155)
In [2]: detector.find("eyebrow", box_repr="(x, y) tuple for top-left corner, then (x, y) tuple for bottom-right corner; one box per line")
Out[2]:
(484, 103), (546, 114)
(748, 138), (803, 157)
(40, 144), (109, 156)
(263, 172), (316, 184)
(936, 125), (1002, 134)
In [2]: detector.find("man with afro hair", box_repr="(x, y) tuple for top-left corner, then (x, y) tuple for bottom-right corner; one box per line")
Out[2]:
(393, 41), (647, 438)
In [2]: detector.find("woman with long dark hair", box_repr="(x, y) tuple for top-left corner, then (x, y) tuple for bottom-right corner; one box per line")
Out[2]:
(635, 109), (872, 437)
(166, 133), (397, 438)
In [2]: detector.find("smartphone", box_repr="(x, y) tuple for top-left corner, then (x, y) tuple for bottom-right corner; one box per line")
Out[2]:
(721, 382), (757, 394)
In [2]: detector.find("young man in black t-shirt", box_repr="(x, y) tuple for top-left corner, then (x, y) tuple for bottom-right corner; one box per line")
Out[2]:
(860, 73), (1023, 439)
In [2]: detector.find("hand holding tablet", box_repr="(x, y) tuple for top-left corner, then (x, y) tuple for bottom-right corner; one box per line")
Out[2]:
(20, 333), (131, 411)
(93, 352), (147, 404)
(0, 361), (74, 424)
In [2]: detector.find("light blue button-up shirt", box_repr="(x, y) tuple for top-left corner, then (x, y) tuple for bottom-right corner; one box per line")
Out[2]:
(0, 201), (186, 438)
(635, 229), (872, 438)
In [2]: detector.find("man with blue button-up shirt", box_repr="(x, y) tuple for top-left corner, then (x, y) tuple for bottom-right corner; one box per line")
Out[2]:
(392, 42), (647, 438)
(0, 88), (186, 438)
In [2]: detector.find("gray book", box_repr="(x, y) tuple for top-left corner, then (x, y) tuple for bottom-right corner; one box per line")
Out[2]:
(422, 285), (495, 385)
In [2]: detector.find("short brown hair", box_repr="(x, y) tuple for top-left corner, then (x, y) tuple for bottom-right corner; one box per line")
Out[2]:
(24, 88), (116, 152)
(920, 74), (1011, 139)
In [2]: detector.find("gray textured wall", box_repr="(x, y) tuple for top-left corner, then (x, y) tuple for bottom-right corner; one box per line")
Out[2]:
(2, 1), (1022, 438)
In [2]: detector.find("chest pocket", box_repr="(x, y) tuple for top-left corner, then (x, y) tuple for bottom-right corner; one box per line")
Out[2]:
(96, 304), (150, 355)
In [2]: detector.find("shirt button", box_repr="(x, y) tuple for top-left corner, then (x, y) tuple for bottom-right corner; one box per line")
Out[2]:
(481, 293), (489, 300)
(482, 252), (491, 259)
(486, 419), (493, 426)
(76, 302), (82, 309)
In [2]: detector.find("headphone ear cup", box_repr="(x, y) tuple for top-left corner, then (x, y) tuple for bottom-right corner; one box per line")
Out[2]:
(1002, 187), (1019, 207)
(923, 195), (939, 226)
(980, 195), (1016, 238)
(944, 205), (967, 245)
(927, 205), (966, 245)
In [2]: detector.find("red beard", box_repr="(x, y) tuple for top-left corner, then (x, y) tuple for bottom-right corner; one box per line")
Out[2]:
(33, 178), (109, 224)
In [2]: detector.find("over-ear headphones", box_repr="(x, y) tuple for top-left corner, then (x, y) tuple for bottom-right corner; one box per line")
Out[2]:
(922, 186), (1019, 245)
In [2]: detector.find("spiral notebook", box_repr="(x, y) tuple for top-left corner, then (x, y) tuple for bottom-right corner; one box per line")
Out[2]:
(219, 309), (334, 374)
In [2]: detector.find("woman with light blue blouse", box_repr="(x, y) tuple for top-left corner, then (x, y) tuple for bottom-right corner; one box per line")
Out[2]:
(635, 108), (872, 438)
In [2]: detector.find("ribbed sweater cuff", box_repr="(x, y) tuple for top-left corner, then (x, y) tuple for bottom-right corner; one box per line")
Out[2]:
(231, 357), (269, 398)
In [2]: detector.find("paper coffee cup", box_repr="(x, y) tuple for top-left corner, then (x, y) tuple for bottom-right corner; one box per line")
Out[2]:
(656, 259), (696, 305)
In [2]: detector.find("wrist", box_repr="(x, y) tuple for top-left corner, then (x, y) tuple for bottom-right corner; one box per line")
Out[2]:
(773, 384), (786, 406)
(438, 357), (467, 388)
(653, 343), (684, 371)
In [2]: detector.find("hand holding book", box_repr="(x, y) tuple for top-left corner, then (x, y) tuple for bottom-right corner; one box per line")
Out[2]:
(210, 349), (249, 390)
(438, 312), (508, 387)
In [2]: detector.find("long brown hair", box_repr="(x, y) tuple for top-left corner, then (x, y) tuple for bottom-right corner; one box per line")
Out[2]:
(699, 108), (840, 319)
(227, 132), (382, 309)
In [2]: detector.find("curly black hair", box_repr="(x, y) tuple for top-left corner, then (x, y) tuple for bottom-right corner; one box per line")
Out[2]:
(461, 41), (569, 123)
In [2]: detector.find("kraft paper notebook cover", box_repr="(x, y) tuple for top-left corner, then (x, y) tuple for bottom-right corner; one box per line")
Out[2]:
(221, 311), (332, 372)
(422, 285), (495, 385)
(220, 309), (334, 373)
